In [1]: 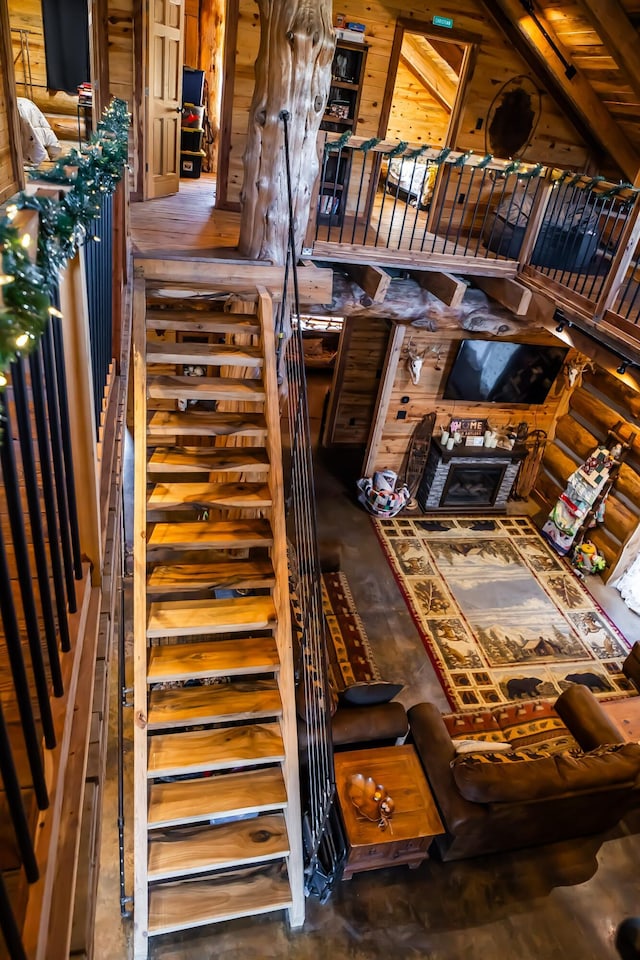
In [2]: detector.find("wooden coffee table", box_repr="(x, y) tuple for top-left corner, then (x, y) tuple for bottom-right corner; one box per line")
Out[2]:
(334, 744), (444, 879)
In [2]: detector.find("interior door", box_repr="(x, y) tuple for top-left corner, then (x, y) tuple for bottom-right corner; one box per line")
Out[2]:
(146, 0), (184, 199)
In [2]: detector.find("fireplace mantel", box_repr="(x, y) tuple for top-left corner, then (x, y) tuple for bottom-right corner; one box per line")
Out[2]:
(418, 439), (527, 512)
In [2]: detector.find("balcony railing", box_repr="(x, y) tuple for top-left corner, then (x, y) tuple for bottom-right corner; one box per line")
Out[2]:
(307, 134), (640, 351)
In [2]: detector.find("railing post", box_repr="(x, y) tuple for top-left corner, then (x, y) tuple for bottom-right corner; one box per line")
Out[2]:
(517, 170), (554, 268)
(58, 254), (103, 584)
(593, 193), (640, 319)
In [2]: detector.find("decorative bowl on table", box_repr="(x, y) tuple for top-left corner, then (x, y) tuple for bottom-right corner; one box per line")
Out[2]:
(347, 773), (395, 830)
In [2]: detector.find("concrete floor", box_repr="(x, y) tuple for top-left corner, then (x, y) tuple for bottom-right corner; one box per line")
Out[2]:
(93, 392), (640, 960)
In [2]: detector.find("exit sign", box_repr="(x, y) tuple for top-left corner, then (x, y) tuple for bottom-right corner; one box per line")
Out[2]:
(432, 15), (454, 28)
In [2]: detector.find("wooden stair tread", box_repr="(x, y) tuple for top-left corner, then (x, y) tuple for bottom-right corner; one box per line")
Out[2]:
(147, 481), (272, 510)
(147, 341), (263, 367)
(148, 375), (265, 402)
(147, 680), (282, 729)
(147, 864), (292, 935)
(147, 595), (277, 638)
(147, 446), (269, 474)
(147, 813), (289, 880)
(146, 558), (275, 594)
(148, 722), (285, 777)
(146, 311), (261, 335)
(147, 518), (272, 550)
(147, 411), (268, 438)
(147, 768), (287, 828)
(147, 636), (280, 682)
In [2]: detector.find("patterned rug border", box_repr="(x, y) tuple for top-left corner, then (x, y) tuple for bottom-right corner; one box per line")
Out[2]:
(371, 514), (633, 711)
(321, 570), (381, 688)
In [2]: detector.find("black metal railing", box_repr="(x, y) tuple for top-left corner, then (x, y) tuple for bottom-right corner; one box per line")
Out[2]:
(314, 136), (546, 258)
(0, 305), (83, 959)
(611, 239), (640, 326)
(84, 191), (114, 427)
(281, 112), (346, 900)
(529, 177), (636, 302)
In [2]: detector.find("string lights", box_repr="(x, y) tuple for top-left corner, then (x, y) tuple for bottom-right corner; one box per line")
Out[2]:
(0, 97), (129, 385)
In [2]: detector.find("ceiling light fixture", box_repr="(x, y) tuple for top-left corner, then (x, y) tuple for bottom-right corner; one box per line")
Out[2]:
(617, 360), (630, 375)
(555, 321), (565, 333)
(519, 0), (577, 80)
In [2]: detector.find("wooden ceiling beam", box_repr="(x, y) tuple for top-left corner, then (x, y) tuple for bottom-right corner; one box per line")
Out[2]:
(483, 0), (640, 181)
(342, 264), (391, 304)
(401, 35), (457, 111)
(574, 0), (640, 105)
(425, 38), (464, 76)
(412, 271), (467, 307)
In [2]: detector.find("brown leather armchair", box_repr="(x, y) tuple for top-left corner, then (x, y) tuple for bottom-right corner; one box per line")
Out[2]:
(408, 685), (640, 861)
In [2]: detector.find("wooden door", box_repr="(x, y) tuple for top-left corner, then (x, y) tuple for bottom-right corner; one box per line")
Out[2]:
(146, 0), (184, 199)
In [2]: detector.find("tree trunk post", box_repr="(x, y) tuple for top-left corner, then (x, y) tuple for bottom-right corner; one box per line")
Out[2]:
(239, 0), (335, 264)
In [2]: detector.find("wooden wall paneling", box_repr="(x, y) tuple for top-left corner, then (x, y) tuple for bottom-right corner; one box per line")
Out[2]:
(216, 0), (241, 209)
(225, 0), (593, 207)
(89, 0), (110, 116)
(0, 0), (23, 203)
(326, 317), (390, 445)
(374, 326), (563, 474)
(184, 0), (200, 65)
(363, 322), (405, 475)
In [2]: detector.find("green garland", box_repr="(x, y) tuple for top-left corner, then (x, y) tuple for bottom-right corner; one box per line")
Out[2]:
(0, 97), (129, 384)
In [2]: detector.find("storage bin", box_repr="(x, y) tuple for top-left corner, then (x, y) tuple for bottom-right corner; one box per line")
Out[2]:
(181, 103), (204, 129)
(182, 67), (205, 106)
(180, 151), (204, 179)
(181, 128), (204, 153)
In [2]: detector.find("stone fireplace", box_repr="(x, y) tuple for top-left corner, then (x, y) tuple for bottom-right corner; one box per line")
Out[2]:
(417, 438), (526, 512)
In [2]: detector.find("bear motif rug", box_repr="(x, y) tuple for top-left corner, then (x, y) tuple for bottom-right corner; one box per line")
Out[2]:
(373, 514), (635, 710)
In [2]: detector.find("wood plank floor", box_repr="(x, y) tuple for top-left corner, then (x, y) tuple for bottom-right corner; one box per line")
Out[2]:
(130, 175), (242, 259)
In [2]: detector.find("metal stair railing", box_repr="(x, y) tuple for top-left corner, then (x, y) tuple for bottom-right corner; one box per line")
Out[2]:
(280, 111), (347, 902)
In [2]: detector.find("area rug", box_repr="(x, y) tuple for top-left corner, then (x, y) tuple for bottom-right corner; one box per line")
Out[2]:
(373, 514), (635, 710)
(321, 571), (381, 691)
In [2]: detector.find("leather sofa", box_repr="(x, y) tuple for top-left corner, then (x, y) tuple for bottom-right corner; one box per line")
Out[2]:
(408, 685), (640, 861)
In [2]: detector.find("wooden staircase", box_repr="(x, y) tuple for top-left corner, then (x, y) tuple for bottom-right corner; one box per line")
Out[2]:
(132, 270), (304, 958)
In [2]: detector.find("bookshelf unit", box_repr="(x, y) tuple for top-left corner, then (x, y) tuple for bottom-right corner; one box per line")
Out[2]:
(318, 39), (368, 226)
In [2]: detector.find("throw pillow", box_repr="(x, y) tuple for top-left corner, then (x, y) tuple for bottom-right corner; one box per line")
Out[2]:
(339, 681), (403, 707)
(452, 739), (513, 756)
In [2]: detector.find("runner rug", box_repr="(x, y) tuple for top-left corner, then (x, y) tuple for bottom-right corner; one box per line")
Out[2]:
(373, 514), (634, 711)
(321, 571), (381, 691)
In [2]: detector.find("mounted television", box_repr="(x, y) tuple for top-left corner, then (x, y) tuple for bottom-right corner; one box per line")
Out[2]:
(443, 340), (568, 405)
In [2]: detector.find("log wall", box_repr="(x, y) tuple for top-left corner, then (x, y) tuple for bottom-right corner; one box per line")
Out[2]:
(224, 0), (592, 205)
(532, 367), (640, 579)
(369, 323), (568, 477)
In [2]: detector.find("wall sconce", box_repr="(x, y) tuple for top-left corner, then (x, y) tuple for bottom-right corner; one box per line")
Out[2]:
(519, 0), (577, 80)
(555, 321), (566, 333)
(617, 360), (630, 375)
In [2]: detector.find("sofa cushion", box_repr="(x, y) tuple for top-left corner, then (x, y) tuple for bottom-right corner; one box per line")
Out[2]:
(451, 742), (640, 803)
(339, 681), (403, 706)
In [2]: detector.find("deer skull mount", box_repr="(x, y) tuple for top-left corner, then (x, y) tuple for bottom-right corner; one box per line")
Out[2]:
(405, 343), (426, 385)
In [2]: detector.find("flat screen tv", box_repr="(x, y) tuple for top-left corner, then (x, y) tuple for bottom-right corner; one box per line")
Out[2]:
(443, 340), (568, 405)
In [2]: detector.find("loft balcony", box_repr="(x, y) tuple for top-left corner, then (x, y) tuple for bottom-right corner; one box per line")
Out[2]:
(304, 135), (640, 364)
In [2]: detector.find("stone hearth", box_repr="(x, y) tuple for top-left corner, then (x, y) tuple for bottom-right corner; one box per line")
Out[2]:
(417, 438), (526, 511)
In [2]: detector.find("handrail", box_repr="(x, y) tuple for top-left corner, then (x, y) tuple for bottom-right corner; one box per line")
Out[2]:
(309, 133), (640, 348)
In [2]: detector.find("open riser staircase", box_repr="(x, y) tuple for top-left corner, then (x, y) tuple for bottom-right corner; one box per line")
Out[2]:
(132, 271), (304, 958)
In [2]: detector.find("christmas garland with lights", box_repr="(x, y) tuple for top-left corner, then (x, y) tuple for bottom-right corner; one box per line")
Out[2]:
(0, 97), (129, 387)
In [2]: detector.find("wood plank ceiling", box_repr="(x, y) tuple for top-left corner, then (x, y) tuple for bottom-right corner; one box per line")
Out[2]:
(485, 0), (640, 180)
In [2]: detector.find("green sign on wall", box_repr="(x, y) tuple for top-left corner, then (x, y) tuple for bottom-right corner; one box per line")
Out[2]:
(432, 15), (454, 28)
